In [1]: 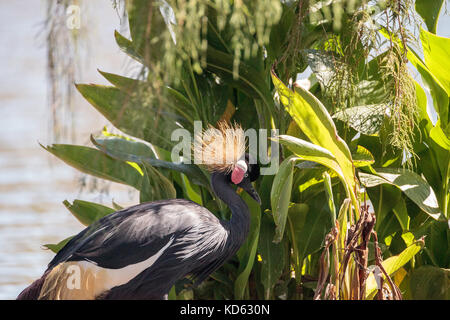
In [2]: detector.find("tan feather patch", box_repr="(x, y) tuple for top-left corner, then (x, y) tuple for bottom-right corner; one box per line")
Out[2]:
(193, 121), (245, 173)
(38, 262), (107, 300)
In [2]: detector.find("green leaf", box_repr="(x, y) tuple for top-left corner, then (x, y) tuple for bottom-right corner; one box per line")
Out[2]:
(234, 192), (261, 299)
(272, 71), (355, 199)
(392, 197), (410, 231)
(114, 30), (145, 65)
(98, 70), (143, 93)
(430, 122), (450, 151)
(127, 0), (166, 62)
(43, 144), (143, 190)
(365, 239), (424, 298)
(381, 28), (449, 128)
(333, 105), (385, 135)
(91, 135), (210, 189)
(277, 135), (346, 188)
(322, 171), (336, 224)
(415, 0), (445, 34)
(139, 161), (177, 202)
(428, 220), (450, 268)
(420, 28), (450, 126)
(206, 47), (273, 112)
(63, 199), (115, 226)
(295, 196), (331, 263)
(271, 155), (296, 243)
(258, 215), (286, 299)
(359, 168), (442, 220)
(76, 83), (183, 150)
(352, 145), (375, 168)
(92, 134), (157, 159)
(43, 236), (74, 254)
(410, 266), (449, 300)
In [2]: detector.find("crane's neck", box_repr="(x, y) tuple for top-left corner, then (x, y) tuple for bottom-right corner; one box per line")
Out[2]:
(211, 172), (250, 244)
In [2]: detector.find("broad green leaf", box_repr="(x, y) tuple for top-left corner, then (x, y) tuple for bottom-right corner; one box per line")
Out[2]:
(381, 28), (449, 127)
(429, 220), (450, 268)
(337, 199), (350, 256)
(410, 266), (450, 300)
(303, 49), (335, 88)
(271, 155), (296, 243)
(91, 134), (157, 159)
(235, 192), (261, 299)
(278, 135), (346, 187)
(359, 169), (442, 220)
(206, 47), (273, 110)
(114, 30), (145, 65)
(180, 173), (203, 205)
(76, 84), (147, 140)
(392, 197), (410, 231)
(414, 80), (434, 137)
(63, 199), (115, 226)
(366, 183), (402, 233)
(91, 135), (210, 188)
(258, 215), (286, 299)
(43, 236), (74, 254)
(333, 105), (385, 135)
(415, 0), (445, 34)
(409, 47), (448, 128)
(43, 144), (143, 190)
(139, 161), (177, 202)
(287, 203), (309, 273)
(127, 0), (167, 66)
(430, 122), (450, 151)
(420, 28), (450, 97)
(366, 239), (424, 298)
(352, 145), (375, 168)
(98, 70), (143, 93)
(420, 28), (450, 129)
(295, 196), (331, 263)
(272, 72), (355, 199)
(323, 171), (336, 224)
(76, 83), (183, 150)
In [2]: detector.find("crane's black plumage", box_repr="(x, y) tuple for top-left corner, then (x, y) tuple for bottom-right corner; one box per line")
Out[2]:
(17, 156), (261, 300)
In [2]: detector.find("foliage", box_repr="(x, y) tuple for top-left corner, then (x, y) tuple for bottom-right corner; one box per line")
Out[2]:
(43, 0), (449, 300)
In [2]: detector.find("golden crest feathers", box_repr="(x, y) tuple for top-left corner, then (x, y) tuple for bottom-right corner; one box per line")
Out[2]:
(193, 121), (246, 173)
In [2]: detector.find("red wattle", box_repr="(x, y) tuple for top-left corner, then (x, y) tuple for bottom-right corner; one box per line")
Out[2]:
(231, 167), (245, 184)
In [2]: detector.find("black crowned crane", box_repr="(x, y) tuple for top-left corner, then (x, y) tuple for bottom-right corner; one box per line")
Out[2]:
(17, 122), (261, 300)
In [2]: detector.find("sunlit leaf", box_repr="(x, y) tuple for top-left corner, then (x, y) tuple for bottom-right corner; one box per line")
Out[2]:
(366, 239), (424, 298)
(271, 155), (296, 243)
(278, 135), (346, 188)
(91, 135), (210, 188)
(43, 236), (74, 254)
(272, 72), (356, 200)
(63, 199), (115, 226)
(359, 169), (442, 220)
(415, 0), (445, 34)
(352, 145), (375, 167)
(43, 144), (143, 190)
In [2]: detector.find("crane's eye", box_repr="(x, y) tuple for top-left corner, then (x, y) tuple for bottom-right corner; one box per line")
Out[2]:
(244, 173), (248, 178)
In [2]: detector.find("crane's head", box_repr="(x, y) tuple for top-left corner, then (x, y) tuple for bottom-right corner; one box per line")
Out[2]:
(231, 153), (261, 204)
(193, 121), (261, 204)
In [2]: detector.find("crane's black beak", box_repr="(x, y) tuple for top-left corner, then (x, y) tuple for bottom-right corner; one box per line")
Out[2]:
(238, 179), (261, 205)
